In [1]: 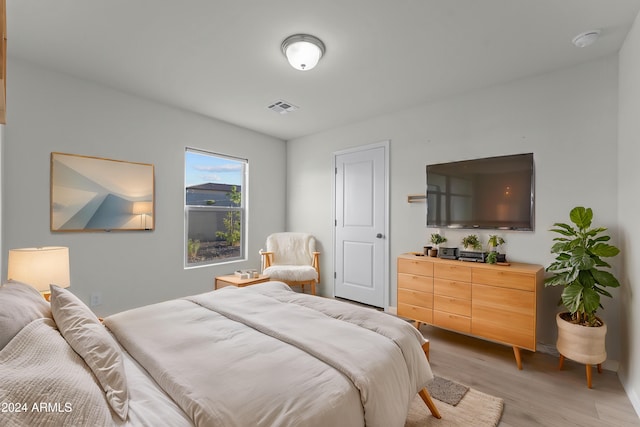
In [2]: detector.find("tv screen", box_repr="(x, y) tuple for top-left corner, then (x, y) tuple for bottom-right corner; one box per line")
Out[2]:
(426, 153), (534, 230)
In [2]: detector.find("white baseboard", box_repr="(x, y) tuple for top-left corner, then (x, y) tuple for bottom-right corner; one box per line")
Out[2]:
(536, 342), (559, 357)
(387, 306), (397, 315)
(624, 385), (640, 418)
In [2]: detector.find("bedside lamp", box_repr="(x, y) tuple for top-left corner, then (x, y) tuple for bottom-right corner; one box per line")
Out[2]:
(7, 246), (70, 300)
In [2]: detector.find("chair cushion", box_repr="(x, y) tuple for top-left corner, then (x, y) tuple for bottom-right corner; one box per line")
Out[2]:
(266, 233), (316, 265)
(263, 265), (318, 282)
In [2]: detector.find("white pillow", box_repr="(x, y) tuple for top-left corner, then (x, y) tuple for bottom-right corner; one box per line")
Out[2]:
(49, 285), (129, 421)
(0, 281), (52, 350)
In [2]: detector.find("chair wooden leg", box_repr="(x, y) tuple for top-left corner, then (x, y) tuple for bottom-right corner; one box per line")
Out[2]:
(419, 388), (442, 419)
(586, 364), (593, 389)
(558, 354), (565, 370)
(597, 363), (602, 374)
(311, 282), (316, 295)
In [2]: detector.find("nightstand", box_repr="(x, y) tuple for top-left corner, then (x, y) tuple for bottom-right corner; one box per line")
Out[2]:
(214, 274), (271, 290)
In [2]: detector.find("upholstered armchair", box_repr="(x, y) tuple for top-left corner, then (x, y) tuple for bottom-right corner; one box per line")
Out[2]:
(260, 233), (320, 295)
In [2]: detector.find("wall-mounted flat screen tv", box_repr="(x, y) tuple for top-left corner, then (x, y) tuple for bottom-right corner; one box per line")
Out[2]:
(426, 153), (534, 230)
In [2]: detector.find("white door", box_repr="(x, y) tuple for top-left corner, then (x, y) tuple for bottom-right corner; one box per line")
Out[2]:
(334, 142), (388, 308)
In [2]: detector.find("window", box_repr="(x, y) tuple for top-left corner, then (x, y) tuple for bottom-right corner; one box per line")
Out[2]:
(185, 148), (247, 267)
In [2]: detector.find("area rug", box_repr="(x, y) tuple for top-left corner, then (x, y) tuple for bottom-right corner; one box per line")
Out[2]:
(425, 376), (469, 405)
(405, 378), (504, 427)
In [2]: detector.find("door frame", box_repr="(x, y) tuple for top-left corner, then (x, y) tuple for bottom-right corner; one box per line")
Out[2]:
(332, 140), (390, 310)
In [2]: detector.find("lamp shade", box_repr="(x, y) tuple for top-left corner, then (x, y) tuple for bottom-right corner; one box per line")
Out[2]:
(7, 247), (70, 292)
(132, 201), (153, 215)
(281, 34), (325, 71)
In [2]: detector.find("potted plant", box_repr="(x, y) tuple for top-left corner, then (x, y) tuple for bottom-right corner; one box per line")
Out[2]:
(487, 235), (505, 252)
(461, 234), (482, 251)
(429, 233), (447, 257)
(485, 235), (506, 264)
(545, 206), (620, 384)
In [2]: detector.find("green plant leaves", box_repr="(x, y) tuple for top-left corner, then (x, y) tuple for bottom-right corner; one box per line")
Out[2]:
(569, 247), (595, 270)
(546, 206), (620, 320)
(430, 233), (447, 245)
(581, 287), (600, 315)
(569, 206), (593, 229)
(550, 222), (576, 236)
(561, 283), (583, 313)
(590, 243), (620, 258)
(544, 271), (572, 287)
(550, 241), (569, 254)
(591, 269), (620, 288)
(462, 234), (481, 250)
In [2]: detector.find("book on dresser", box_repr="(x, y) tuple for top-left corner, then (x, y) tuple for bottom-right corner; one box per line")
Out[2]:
(397, 252), (543, 370)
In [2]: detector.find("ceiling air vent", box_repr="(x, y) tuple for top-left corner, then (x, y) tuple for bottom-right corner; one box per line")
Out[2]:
(267, 100), (299, 114)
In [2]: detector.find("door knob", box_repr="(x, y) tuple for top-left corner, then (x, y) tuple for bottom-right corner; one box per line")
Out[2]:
(376, 233), (383, 239)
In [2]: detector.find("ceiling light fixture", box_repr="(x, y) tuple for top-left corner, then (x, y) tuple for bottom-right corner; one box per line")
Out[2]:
(281, 34), (325, 71)
(572, 30), (601, 48)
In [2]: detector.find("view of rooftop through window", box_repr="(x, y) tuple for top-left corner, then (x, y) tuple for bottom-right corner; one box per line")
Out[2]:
(185, 148), (246, 267)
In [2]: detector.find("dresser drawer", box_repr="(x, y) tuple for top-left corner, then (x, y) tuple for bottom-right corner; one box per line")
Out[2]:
(433, 278), (471, 299)
(398, 303), (433, 324)
(473, 268), (535, 291)
(472, 283), (535, 350)
(433, 310), (471, 333)
(398, 288), (433, 309)
(434, 295), (471, 317)
(398, 258), (434, 277)
(471, 318), (535, 350)
(472, 284), (535, 315)
(398, 273), (433, 293)
(434, 263), (472, 282)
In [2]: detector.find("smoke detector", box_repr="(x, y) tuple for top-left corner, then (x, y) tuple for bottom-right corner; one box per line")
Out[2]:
(572, 30), (600, 48)
(267, 100), (299, 114)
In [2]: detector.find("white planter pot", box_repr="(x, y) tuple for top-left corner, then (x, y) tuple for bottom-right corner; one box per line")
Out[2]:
(556, 312), (607, 365)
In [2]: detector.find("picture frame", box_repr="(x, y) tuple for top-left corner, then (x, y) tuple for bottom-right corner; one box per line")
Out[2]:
(50, 152), (155, 232)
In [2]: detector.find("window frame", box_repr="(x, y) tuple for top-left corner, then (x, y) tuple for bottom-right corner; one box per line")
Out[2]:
(184, 147), (248, 268)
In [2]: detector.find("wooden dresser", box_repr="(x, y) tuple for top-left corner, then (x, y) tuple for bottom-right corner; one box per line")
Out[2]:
(397, 253), (543, 369)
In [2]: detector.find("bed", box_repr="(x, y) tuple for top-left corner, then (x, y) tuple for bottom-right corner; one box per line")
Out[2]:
(0, 280), (440, 426)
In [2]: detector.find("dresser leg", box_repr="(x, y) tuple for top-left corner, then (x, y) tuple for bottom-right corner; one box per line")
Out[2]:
(513, 346), (523, 370)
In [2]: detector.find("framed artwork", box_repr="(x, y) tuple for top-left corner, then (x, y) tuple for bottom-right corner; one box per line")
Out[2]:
(50, 152), (155, 232)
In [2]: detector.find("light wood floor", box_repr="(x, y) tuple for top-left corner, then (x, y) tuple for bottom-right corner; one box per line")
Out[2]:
(420, 324), (640, 427)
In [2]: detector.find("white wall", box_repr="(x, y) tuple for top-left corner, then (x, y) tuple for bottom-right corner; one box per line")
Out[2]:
(2, 58), (287, 316)
(618, 10), (640, 415)
(287, 56), (622, 363)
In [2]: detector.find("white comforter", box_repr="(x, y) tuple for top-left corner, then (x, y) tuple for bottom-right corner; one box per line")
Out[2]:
(105, 281), (433, 427)
(0, 318), (192, 427)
